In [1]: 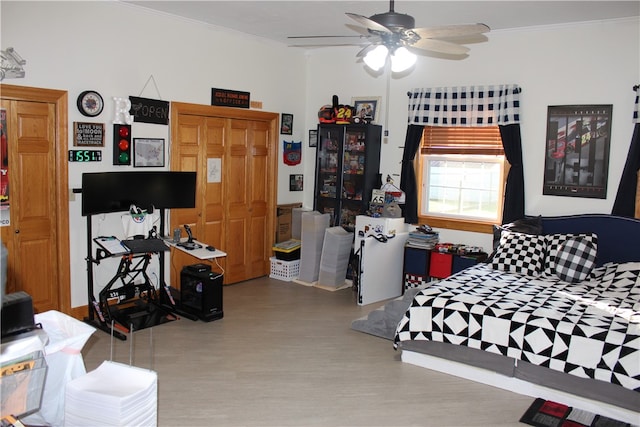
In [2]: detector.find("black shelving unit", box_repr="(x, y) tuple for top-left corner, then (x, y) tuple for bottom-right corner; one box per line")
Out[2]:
(313, 124), (382, 230)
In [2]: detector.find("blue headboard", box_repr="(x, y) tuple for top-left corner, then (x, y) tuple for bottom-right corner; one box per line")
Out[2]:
(540, 214), (640, 266)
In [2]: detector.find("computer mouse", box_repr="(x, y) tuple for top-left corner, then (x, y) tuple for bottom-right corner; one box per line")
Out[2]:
(206, 245), (216, 251)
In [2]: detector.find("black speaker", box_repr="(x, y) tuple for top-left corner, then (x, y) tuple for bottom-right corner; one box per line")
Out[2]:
(180, 265), (223, 322)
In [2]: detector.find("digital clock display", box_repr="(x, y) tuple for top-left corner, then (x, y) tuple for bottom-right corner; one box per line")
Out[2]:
(68, 149), (102, 162)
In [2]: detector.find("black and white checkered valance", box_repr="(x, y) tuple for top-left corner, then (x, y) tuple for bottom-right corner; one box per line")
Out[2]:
(407, 84), (522, 127)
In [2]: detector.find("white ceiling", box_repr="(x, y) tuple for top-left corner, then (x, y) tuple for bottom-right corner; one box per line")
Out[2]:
(122, 1), (640, 47)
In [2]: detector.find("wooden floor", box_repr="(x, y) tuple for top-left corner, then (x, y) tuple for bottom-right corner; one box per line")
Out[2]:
(82, 276), (533, 426)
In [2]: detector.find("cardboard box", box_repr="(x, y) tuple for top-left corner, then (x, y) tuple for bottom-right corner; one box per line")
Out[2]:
(276, 203), (302, 243)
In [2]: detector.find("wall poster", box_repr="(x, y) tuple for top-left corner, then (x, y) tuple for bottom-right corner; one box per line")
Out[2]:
(543, 104), (612, 199)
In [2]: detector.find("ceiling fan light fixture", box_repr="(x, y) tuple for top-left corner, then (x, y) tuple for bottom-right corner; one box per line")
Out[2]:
(363, 44), (388, 71)
(390, 46), (416, 72)
(292, 2), (491, 72)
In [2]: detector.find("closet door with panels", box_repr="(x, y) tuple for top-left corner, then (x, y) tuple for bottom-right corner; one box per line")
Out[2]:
(170, 102), (277, 286)
(0, 84), (70, 314)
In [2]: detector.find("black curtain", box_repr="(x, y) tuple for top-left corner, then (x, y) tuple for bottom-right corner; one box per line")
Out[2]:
(612, 123), (640, 217)
(499, 124), (525, 224)
(399, 124), (425, 224)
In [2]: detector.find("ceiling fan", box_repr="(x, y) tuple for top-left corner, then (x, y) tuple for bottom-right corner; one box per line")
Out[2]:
(288, 0), (490, 72)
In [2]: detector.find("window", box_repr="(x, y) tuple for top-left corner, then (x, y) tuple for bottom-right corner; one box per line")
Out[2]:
(418, 126), (507, 232)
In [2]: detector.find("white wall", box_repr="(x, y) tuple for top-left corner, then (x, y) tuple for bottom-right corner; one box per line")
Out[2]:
(2, 1), (638, 307)
(1, 1), (308, 307)
(302, 17), (639, 247)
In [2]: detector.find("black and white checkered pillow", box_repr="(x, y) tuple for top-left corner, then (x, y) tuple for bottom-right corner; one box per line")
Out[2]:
(491, 231), (546, 277)
(543, 233), (598, 276)
(554, 236), (597, 283)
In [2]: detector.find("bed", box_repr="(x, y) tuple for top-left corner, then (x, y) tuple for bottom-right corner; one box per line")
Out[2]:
(393, 214), (640, 423)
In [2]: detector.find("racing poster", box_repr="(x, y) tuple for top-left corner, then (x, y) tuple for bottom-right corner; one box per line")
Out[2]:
(543, 104), (612, 198)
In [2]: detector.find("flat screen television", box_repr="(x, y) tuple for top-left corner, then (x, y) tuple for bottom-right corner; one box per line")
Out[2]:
(82, 171), (197, 216)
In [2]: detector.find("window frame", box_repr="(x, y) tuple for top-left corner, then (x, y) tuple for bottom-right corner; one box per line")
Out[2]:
(416, 126), (509, 234)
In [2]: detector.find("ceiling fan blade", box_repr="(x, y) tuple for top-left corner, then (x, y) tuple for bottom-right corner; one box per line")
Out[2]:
(289, 42), (371, 48)
(412, 24), (490, 40)
(410, 38), (470, 55)
(287, 35), (367, 40)
(346, 24), (372, 37)
(346, 13), (392, 34)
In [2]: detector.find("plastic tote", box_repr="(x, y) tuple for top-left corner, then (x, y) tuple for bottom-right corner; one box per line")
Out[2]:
(22, 310), (96, 427)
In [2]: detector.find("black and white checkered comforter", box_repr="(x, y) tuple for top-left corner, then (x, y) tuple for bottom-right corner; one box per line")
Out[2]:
(394, 262), (640, 392)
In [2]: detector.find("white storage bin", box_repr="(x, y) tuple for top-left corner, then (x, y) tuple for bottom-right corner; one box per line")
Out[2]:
(270, 257), (300, 281)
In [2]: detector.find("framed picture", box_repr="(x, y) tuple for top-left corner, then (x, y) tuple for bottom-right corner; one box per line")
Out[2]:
(309, 129), (318, 147)
(351, 97), (381, 124)
(281, 113), (293, 135)
(543, 104), (612, 199)
(73, 122), (104, 147)
(133, 138), (165, 167)
(289, 174), (303, 191)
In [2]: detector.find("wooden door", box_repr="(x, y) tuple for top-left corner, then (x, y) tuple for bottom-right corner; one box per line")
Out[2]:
(169, 115), (226, 285)
(225, 119), (271, 283)
(0, 84), (70, 314)
(170, 102), (277, 286)
(246, 120), (270, 278)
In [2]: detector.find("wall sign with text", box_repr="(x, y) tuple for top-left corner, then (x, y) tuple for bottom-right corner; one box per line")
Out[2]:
(129, 96), (169, 125)
(211, 88), (250, 108)
(74, 122), (104, 147)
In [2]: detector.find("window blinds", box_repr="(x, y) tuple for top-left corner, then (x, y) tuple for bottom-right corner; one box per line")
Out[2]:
(420, 126), (503, 155)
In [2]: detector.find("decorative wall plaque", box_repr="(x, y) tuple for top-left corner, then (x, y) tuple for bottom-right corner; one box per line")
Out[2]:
(74, 122), (105, 147)
(211, 88), (250, 108)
